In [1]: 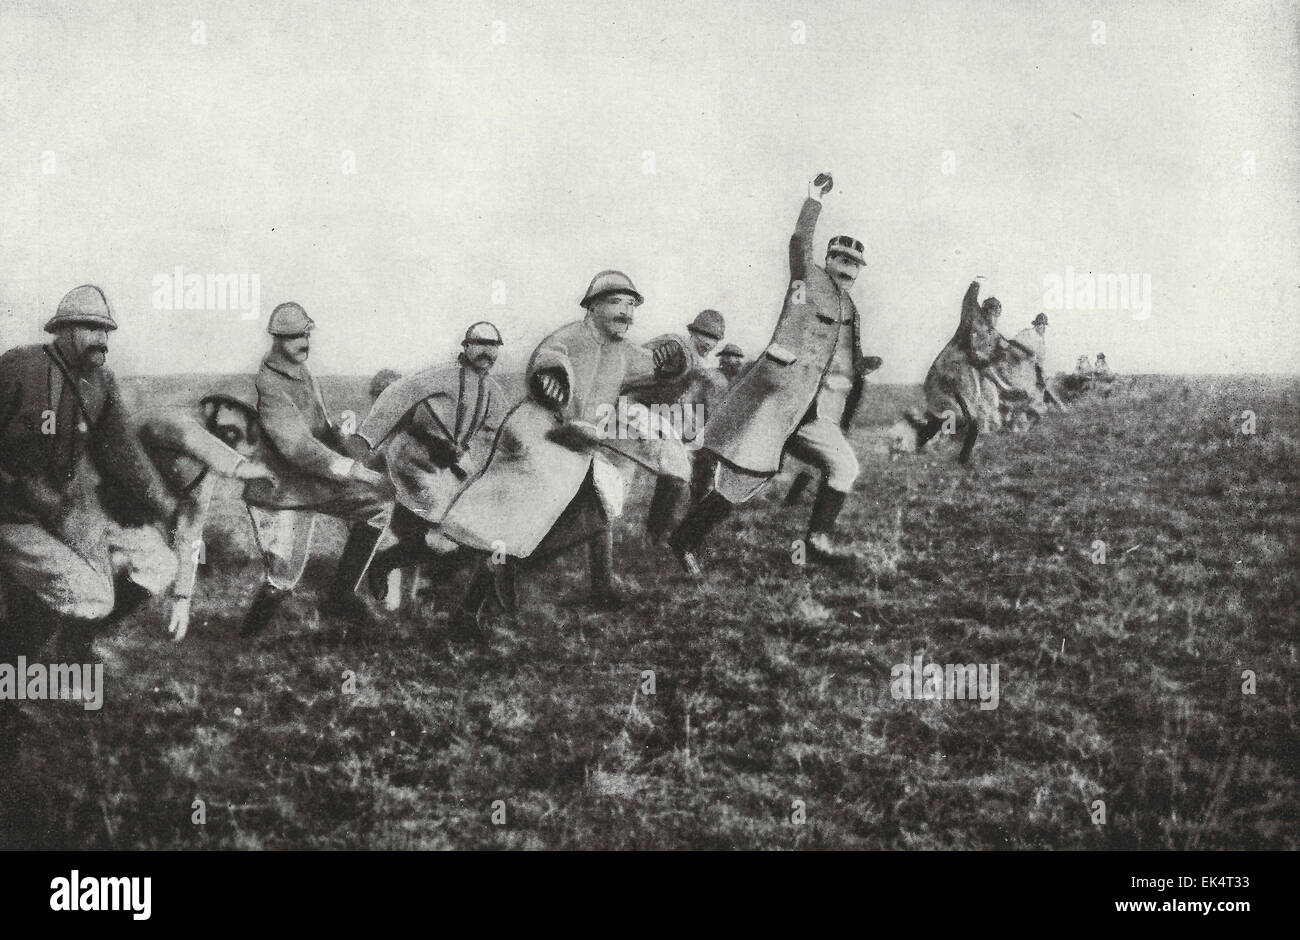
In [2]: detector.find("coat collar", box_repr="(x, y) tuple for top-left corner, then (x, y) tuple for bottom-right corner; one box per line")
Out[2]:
(45, 341), (87, 381)
(262, 348), (309, 382)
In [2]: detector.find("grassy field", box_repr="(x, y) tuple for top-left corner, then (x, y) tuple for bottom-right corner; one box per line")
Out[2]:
(1, 373), (1296, 849)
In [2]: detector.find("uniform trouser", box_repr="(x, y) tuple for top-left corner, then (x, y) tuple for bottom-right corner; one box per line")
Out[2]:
(784, 415), (860, 493)
(246, 489), (392, 591)
(0, 518), (175, 622)
(0, 523), (116, 622)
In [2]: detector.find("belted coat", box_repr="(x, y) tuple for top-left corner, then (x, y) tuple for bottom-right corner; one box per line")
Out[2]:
(0, 343), (173, 526)
(700, 198), (864, 476)
(438, 319), (691, 558)
(358, 359), (504, 523)
(243, 350), (375, 510)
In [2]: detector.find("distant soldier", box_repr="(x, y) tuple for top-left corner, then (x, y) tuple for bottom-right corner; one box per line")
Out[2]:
(1001, 311), (1063, 428)
(1076, 354), (1094, 375)
(438, 271), (694, 638)
(1094, 352), (1114, 379)
(716, 343), (746, 382)
(132, 377), (278, 641)
(368, 368), (403, 402)
(640, 308), (728, 541)
(1013, 312), (1047, 361)
(904, 280), (1021, 463)
(358, 322), (506, 606)
(238, 302), (392, 637)
(670, 172), (878, 573)
(0, 285), (177, 658)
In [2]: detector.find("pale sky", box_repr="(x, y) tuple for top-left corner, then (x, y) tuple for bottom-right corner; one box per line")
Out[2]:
(2, 0), (1297, 380)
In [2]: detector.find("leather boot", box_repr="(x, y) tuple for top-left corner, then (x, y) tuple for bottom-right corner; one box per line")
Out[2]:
(240, 583), (288, 638)
(667, 491), (733, 577)
(103, 576), (150, 627)
(587, 526), (625, 609)
(784, 470), (815, 506)
(645, 477), (687, 544)
(806, 484), (853, 563)
(447, 560), (493, 645)
(321, 524), (384, 625)
(0, 580), (56, 660)
(54, 616), (100, 662)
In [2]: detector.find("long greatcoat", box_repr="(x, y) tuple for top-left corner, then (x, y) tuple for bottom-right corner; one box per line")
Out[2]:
(358, 359), (504, 522)
(438, 319), (691, 558)
(922, 281), (1013, 423)
(0, 343), (173, 526)
(243, 350), (375, 510)
(701, 198), (864, 476)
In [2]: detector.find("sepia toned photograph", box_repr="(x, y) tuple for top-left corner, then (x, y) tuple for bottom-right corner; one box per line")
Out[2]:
(0, 0), (1295, 883)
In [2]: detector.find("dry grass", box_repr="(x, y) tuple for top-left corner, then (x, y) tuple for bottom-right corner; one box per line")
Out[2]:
(1, 373), (1296, 849)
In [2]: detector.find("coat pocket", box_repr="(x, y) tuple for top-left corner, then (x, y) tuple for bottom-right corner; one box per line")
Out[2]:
(764, 344), (798, 366)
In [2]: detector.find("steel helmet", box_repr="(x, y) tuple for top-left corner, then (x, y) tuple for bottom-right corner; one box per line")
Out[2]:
(463, 321), (504, 346)
(44, 285), (118, 333)
(200, 374), (260, 415)
(687, 309), (725, 341)
(580, 270), (643, 308)
(266, 302), (315, 336)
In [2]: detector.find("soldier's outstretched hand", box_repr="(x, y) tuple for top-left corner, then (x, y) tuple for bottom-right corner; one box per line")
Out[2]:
(651, 341), (684, 374)
(810, 172), (834, 199)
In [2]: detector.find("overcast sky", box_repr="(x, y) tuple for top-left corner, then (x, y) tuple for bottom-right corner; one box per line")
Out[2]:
(2, 0), (1297, 380)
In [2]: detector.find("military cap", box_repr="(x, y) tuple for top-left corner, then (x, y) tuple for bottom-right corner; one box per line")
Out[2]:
(463, 321), (504, 346)
(580, 270), (643, 308)
(1033, 312), (1049, 326)
(982, 297), (1002, 312)
(44, 284), (118, 333)
(1096, 352), (1106, 360)
(717, 343), (744, 359)
(200, 374), (259, 415)
(826, 236), (865, 265)
(267, 302), (314, 336)
(687, 309), (725, 341)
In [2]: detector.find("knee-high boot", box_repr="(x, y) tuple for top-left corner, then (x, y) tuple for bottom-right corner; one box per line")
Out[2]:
(321, 523), (385, 625)
(667, 491), (734, 576)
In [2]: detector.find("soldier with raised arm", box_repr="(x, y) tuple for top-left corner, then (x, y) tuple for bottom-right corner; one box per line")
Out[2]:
(669, 172), (879, 573)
